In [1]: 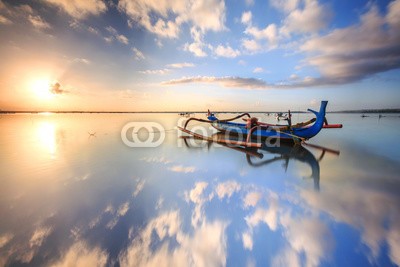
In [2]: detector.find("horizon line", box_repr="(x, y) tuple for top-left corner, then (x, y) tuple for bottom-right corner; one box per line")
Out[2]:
(1, 108), (400, 114)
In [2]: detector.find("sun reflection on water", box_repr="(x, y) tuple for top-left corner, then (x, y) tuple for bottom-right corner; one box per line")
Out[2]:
(36, 122), (56, 158)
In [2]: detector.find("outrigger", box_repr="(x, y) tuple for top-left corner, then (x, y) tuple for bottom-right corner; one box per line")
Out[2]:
(177, 101), (342, 148)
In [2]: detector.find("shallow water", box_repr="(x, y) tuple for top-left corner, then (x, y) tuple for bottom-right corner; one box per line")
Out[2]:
(0, 113), (399, 266)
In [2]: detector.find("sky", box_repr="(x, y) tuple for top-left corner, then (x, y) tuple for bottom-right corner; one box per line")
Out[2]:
(0, 0), (399, 112)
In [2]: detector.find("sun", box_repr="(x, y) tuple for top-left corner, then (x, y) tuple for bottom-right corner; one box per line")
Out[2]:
(31, 79), (54, 100)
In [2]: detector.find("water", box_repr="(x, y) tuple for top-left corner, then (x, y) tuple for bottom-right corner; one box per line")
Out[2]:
(0, 113), (399, 266)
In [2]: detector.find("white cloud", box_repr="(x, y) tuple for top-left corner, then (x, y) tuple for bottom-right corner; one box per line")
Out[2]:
(243, 23), (279, 51)
(116, 34), (129, 45)
(299, 183), (400, 266)
(280, 0), (331, 35)
(140, 156), (171, 164)
(189, 0), (226, 33)
(242, 231), (253, 250)
(0, 233), (13, 248)
(168, 165), (196, 173)
(215, 180), (241, 200)
(0, 14), (12, 25)
(139, 69), (170, 75)
(28, 15), (51, 29)
(214, 45), (240, 58)
(51, 241), (108, 267)
(184, 42), (207, 57)
(299, 2), (400, 86)
(117, 202), (130, 217)
(270, 0), (299, 13)
(241, 39), (261, 52)
(87, 26), (99, 35)
(132, 47), (145, 60)
(271, 247), (301, 267)
(241, 11), (252, 25)
(186, 182), (208, 204)
(253, 67), (264, 73)
(73, 58), (90, 65)
(243, 191), (262, 208)
(184, 182), (214, 227)
(118, 0), (226, 56)
(245, 0), (254, 7)
(133, 178), (145, 197)
(44, 0), (107, 19)
(280, 214), (333, 267)
(162, 76), (271, 89)
(106, 26), (129, 45)
(29, 226), (53, 247)
(166, 62), (195, 68)
(119, 210), (228, 267)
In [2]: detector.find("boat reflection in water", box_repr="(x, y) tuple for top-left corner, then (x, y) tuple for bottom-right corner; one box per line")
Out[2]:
(181, 133), (339, 191)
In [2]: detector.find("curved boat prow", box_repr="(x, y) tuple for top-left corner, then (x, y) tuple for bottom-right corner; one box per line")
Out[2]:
(293, 101), (328, 139)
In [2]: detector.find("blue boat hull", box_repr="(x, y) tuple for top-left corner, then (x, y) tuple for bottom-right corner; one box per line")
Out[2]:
(208, 101), (328, 141)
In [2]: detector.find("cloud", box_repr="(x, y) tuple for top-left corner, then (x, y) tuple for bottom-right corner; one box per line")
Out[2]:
(215, 180), (241, 200)
(214, 44), (240, 58)
(168, 165), (196, 173)
(132, 47), (145, 60)
(184, 27), (208, 57)
(73, 58), (90, 64)
(270, 0), (299, 13)
(105, 26), (129, 45)
(242, 231), (253, 250)
(253, 67), (264, 73)
(162, 76), (271, 89)
(118, 0), (226, 57)
(184, 182), (214, 227)
(245, 204), (279, 231)
(271, 247), (301, 267)
(133, 178), (145, 197)
(184, 41), (207, 57)
(240, 11), (279, 52)
(119, 210), (228, 267)
(243, 191), (262, 208)
(29, 226), (53, 247)
(299, 183), (400, 266)
(138, 69), (170, 75)
(140, 156), (171, 164)
(165, 2), (400, 89)
(299, 2), (400, 86)
(0, 233), (13, 248)
(28, 15), (51, 29)
(0, 14), (12, 25)
(280, 0), (331, 35)
(166, 62), (195, 68)
(118, 0), (226, 39)
(43, 0), (107, 19)
(117, 202), (130, 217)
(51, 241), (108, 267)
(241, 11), (252, 25)
(50, 82), (68, 94)
(280, 215), (334, 267)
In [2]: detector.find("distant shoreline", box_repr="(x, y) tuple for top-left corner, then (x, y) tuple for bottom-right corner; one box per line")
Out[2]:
(1, 109), (400, 114)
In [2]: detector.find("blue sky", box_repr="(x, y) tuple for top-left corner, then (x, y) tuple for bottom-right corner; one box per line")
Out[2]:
(0, 0), (399, 111)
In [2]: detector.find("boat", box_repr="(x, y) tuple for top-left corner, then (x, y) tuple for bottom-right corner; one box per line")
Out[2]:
(178, 101), (342, 146)
(275, 112), (288, 121)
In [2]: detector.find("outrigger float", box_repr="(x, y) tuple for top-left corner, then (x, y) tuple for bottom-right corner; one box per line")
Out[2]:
(178, 101), (342, 148)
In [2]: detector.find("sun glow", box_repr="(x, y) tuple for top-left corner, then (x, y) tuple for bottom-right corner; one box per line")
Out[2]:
(31, 79), (54, 100)
(36, 122), (57, 157)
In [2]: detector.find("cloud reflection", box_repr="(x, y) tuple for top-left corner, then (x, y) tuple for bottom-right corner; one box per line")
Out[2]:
(119, 210), (227, 267)
(51, 241), (108, 267)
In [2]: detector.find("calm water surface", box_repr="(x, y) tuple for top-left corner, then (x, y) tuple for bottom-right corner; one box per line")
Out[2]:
(0, 113), (400, 266)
